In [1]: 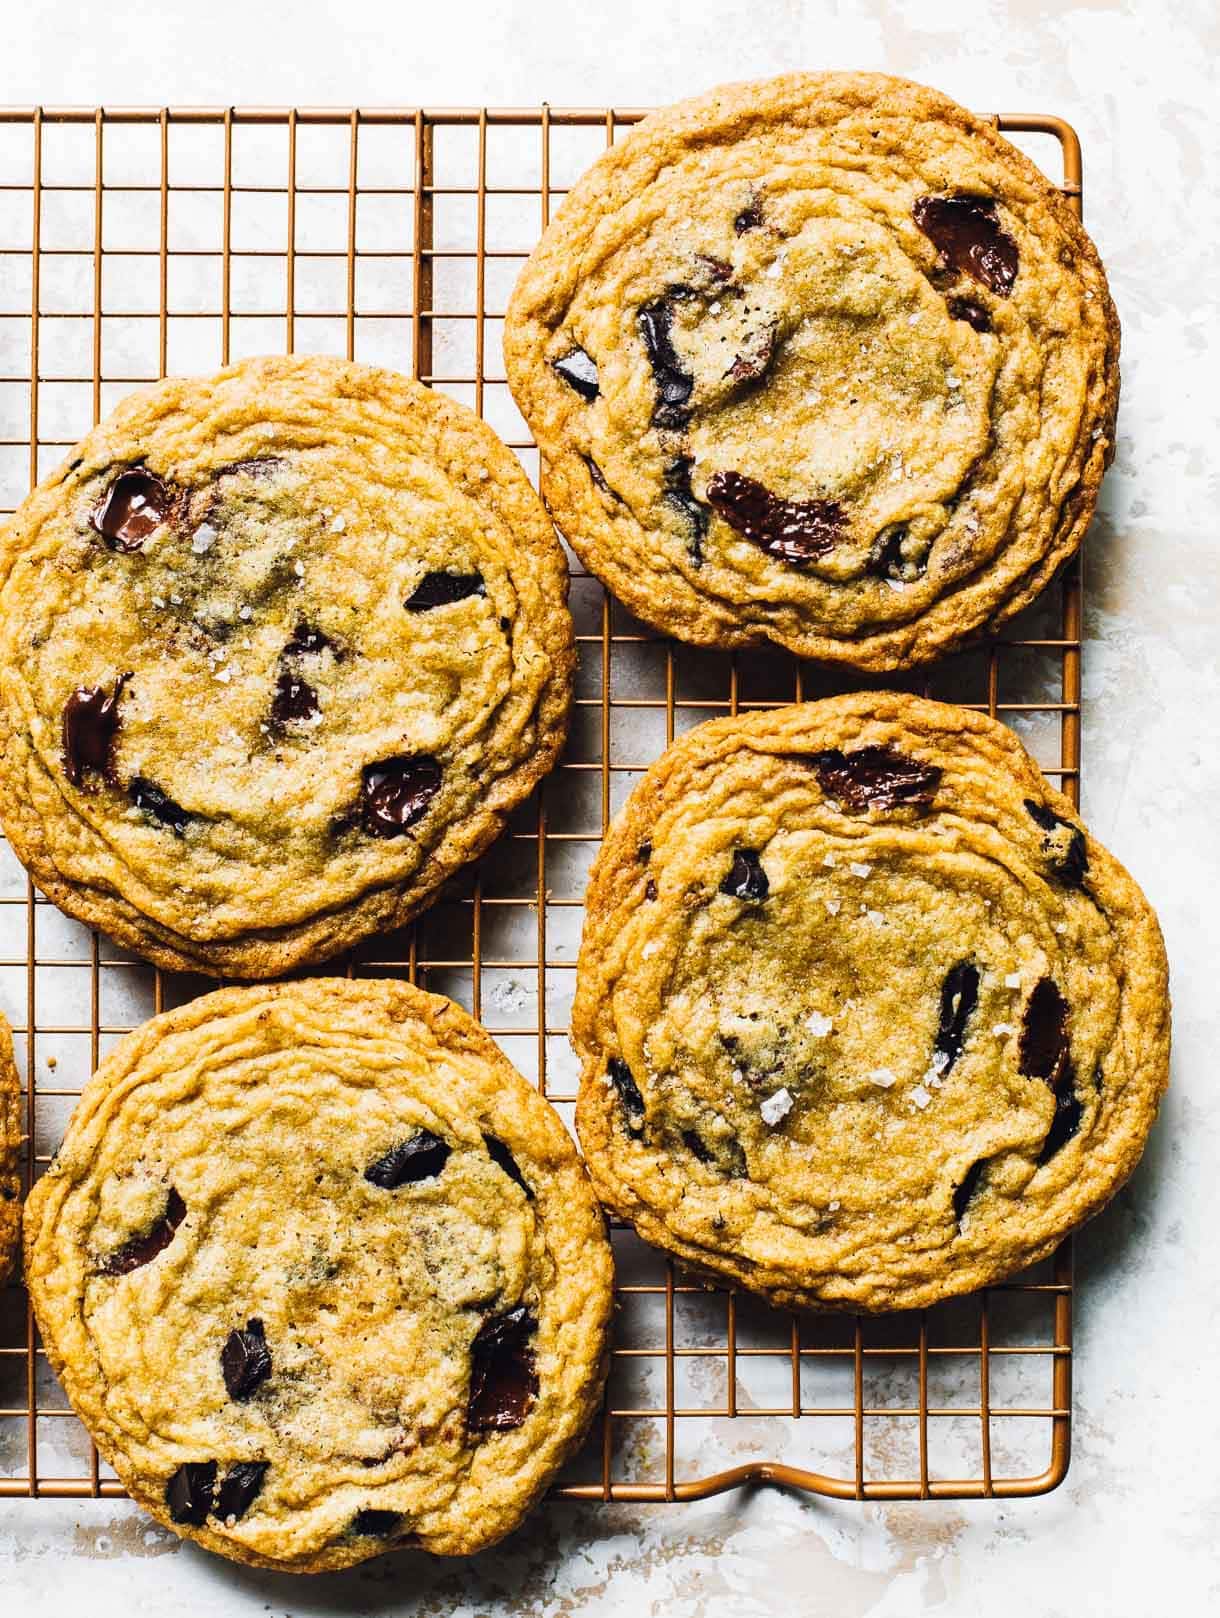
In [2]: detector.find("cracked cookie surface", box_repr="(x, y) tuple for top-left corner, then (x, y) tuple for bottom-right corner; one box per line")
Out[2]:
(0, 356), (573, 977)
(505, 73), (1119, 670)
(23, 978), (613, 1569)
(573, 694), (1168, 1312)
(0, 1014), (19, 1282)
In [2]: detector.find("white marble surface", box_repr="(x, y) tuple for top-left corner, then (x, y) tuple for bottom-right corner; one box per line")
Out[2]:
(2, 1), (1217, 1612)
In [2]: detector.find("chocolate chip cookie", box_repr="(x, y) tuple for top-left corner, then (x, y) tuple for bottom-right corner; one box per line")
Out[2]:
(505, 73), (1118, 670)
(0, 1013), (20, 1282)
(0, 356), (573, 977)
(23, 978), (613, 1568)
(573, 693), (1168, 1312)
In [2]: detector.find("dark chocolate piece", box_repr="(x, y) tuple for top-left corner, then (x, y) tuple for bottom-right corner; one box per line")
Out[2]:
(360, 755), (442, 837)
(808, 745), (942, 812)
(352, 1508), (405, 1538)
(215, 1460), (269, 1523)
(725, 320), (778, 388)
(283, 622), (335, 657)
(733, 198), (764, 233)
(467, 1305), (539, 1433)
(662, 455), (709, 563)
(607, 1056), (645, 1131)
(935, 962), (980, 1074)
(1023, 798), (1088, 889)
(638, 292), (695, 429)
(483, 1134), (532, 1198)
(404, 572), (486, 611)
(98, 1186), (187, 1275)
(92, 469), (174, 552)
(946, 295), (993, 332)
(62, 675), (128, 787)
(365, 1131), (451, 1189)
(165, 1460), (217, 1527)
(706, 469), (844, 565)
(270, 670), (319, 728)
(719, 847), (769, 901)
(1020, 977), (1082, 1162)
(913, 194), (1018, 297)
(129, 776), (192, 834)
(552, 346), (599, 400)
(867, 524), (927, 584)
(221, 1319), (272, 1401)
(953, 1158), (988, 1225)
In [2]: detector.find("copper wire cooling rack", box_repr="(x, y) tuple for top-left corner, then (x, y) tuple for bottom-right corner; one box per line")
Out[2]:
(0, 104), (1083, 1506)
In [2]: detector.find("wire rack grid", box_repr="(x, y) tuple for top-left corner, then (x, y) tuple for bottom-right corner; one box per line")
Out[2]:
(0, 102), (1084, 1508)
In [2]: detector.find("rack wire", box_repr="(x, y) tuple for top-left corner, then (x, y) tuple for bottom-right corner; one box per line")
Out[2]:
(0, 103), (1082, 1507)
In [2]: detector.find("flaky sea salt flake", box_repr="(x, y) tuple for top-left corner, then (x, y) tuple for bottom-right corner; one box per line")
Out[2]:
(760, 1087), (794, 1126)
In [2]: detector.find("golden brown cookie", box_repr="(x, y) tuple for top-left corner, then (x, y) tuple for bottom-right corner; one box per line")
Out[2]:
(573, 693), (1168, 1312)
(0, 1013), (20, 1282)
(0, 356), (573, 977)
(23, 978), (613, 1569)
(505, 73), (1118, 670)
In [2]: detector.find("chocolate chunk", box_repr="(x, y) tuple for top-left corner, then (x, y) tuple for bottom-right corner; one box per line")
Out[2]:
(552, 346), (599, 400)
(638, 293), (695, 429)
(283, 622), (335, 657)
(636, 840), (652, 864)
(734, 198), (764, 233)
(867, 524), (927, 584)
(935, 962), (980, 1074)
(467, 1305), (539, 1433)
(662, 455), (709, 564)
(607, 1056), (645, 1131)
(1019, 978), (1070, 1087)
(352, 1508), (404, 1538)
(808, 745), (942, 812)
(913, 194), (1018, 297)
(725, 320), (778, 388)
(719, 847), (769, 901)
(165, 1460), (217, 1527)
(270, 670), (319, 729)
(682, 1128), (714, 1164)
(360, 754), (442, 837)
(483, 1134), (532, 1198)
(130, 776), (192, 834)
(92, 468), (174, 552)
(214, 456), (282, 482)
(404, 572), (486, 611)
(696, 254), (734, 284)
(221, 1319), (272, 1401)
(99, 1186), (186, 1275)
(947, 295), (992, 332)
(1024, 799), (1088, 889)
(1020, 978), (1081, 1162)
(953, 1158), (987, 1225)
(584, 455), (611, 494)
(215, 1460), (269, 1523)
(62, 675), (128, 788)
(706, 470), (844, 565)
(364, 1130), (451, 1189)
(644, 878), (658, 902)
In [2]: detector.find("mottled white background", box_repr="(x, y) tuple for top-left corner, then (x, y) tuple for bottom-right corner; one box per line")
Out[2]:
(1, 1), (1216, 1613)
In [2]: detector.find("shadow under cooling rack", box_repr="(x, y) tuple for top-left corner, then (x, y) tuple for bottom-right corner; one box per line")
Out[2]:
(0, 103), (1082, 1504)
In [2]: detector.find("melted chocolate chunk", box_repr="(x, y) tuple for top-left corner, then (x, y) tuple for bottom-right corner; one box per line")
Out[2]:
(734, 198), (764, 233)
(706, 470), (844, 565)
(215, 1460), (269, 1522)
(584, 455), (611, 494)
(935, 962), (980, 1074)
(953, 1158), (988, 1225)
(638, 293), (695, 429)
(467, 1305), (539, 1433)
(644, 878), (658, 902)
(1019, 978), (1070, 1086)
(62, 676), (128, 788)
(696, 254), (734, 284)
(725, 320), (778, 388)
(947, 295), (993, 333)
(130, 776), (192, 834)
(608, 1056), (645, 1131)
(221, 1318), (272, 1401)
(166, 1460), (217, 1526)
(360, 755), (442, 837)
(719, 847), (769, 901)
(552, 346), (599, 400)
(808, 745), (942, 812)
(637, 840), (652, 864)
(270, 670), (319, 728)
(283, 622), (335, 657)
(682, 1128), (714, 1164)
(867, 524), (927, 584)
(483, 1134), (532, 1198)
(663, 455), (709, 564)
(215, 456), (282, 482)
(913, 194), (1018, 297)
(1039, 1085), (1083, 1163)
(92, 468), (174, 552)
(404, 572), (486, 611)
(365, 1130), (451, 1189)
(1023, 799), (1088, 889)
(352, 1508), (405, 1538)
(98, 1186), (186, 1275)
